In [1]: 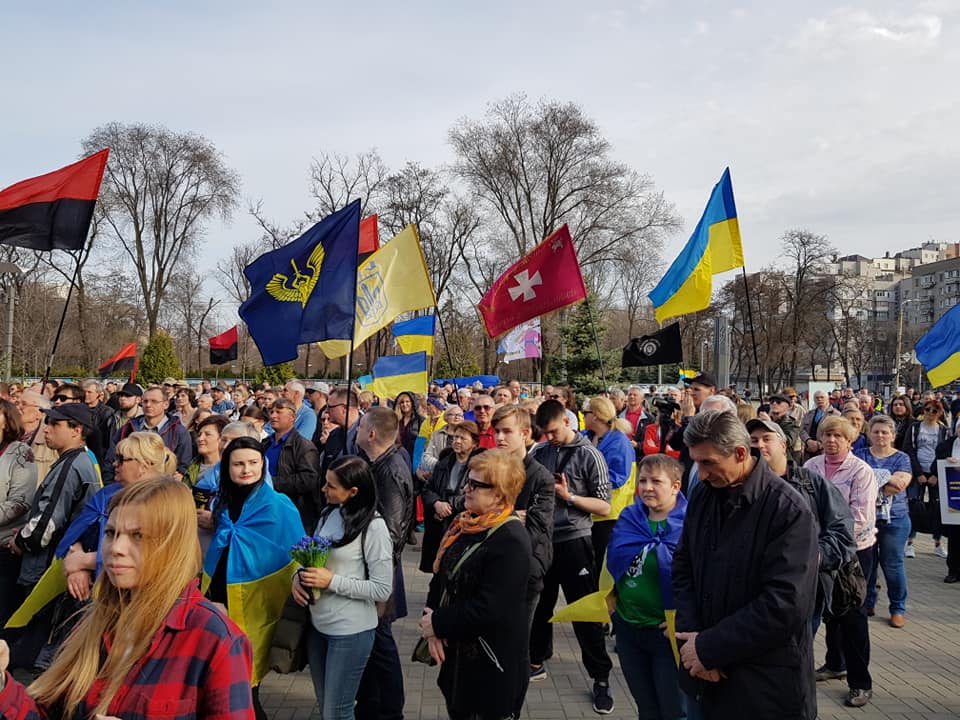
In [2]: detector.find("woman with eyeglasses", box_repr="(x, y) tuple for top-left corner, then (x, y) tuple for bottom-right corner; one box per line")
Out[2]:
(902, 400), (949, 560)
(419, 449), (532, 720)
(419, 421), (482, 573)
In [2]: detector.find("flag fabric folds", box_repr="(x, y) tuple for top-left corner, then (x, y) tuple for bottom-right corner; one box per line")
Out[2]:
(622, 322), (683, 367)
(98, 342), (137, 378)
(317, 225), (436, 359)
(210, 326), (239, 365)
(648, 168), (744, 323)
(477, 225), (588, 338)
(497, 319), (542, 363)
(359, 214), (379, 260)
(0, 149), (110, 252)
(393, 314), (436, 355)
(240, 200), (360, 366)
(916, 304), (960, 387)
(368, 352), (429, 398)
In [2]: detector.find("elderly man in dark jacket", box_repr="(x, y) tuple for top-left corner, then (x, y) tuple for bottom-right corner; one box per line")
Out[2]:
(673, 410), (819, 720)
(262, 398), (320, 532)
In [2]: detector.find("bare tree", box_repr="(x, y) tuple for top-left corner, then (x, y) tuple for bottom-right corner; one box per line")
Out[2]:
(309, 149), (387, 220)
(449, 94), (680, 283)
(82, 122), (240, 339)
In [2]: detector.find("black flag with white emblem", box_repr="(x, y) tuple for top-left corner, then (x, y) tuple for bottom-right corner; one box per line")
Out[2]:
(622, 322), (683, 367)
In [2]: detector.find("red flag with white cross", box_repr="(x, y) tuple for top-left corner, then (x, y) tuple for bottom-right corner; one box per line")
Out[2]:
(476, 225), (588, 338)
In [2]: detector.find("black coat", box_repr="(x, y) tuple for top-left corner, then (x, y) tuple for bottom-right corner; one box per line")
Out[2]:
(673, 455), (819, 720)
(517, 454), (554, 597)
(261, 432), (320, 532)
(419, 449), (480, 573)
(427, 517), (531, 719)
(901, 420), (950, 477)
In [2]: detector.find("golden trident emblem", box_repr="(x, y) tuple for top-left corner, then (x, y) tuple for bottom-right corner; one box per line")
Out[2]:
(265, 242), (325, 308)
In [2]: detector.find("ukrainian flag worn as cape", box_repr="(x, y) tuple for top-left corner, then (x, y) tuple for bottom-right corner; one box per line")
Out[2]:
(5, 483), (120, 629)
(551, 493), (687, 665)
(201, 483), (303, 684)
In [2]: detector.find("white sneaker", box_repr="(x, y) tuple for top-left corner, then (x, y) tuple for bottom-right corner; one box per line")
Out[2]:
(935, 544), (948, 559)
(905, 544), (916, 558)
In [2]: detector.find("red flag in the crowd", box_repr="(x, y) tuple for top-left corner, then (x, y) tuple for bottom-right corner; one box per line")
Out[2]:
(359, 214), (379, 261)
(209, 326), (239, 365)
(98, 342), (137, 378)
(0, 149), (110, 251)
(477, 225), (588, 338)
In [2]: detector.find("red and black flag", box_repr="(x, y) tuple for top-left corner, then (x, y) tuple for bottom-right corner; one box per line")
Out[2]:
(98, 342), (137, 378)
(0, 149), (110, 252)
(209, 326), (239, 365)
(359, 214), (379, 263)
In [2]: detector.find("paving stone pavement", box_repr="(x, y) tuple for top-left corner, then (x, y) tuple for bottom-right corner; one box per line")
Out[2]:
(260, 534), (960, 719)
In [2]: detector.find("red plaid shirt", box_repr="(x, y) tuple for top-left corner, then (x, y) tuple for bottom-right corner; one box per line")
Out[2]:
(0, 582), (254, 720)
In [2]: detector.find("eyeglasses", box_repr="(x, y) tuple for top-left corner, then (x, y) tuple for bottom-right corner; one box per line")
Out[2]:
(464, 478), (495, 491)
(114, 455), (129, 465)
(473, 405), (493, 412)
(327, 403), (345, 409)
(549, 394), (562, 399)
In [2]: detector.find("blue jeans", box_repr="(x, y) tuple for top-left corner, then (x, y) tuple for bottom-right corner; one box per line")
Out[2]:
(307, 625), (375, 719)
(866, 515), (911, 615)
(612, 613), (685, 720)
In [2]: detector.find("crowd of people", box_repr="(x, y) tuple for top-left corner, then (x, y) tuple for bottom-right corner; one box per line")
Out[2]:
(0, 372), (955, 719)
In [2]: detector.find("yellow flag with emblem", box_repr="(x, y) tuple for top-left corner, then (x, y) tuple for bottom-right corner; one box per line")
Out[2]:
(317, 225), (436, 358)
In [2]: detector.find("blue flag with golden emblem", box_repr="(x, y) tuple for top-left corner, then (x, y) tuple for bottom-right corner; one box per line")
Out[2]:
(240, 200), (360, 365)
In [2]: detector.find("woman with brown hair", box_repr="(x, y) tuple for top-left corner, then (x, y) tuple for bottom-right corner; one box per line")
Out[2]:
(0, 478), (255, 718)
(0, 400), (36, 626)
(419, 420), (482, 573)
(419, 449), (532, 719)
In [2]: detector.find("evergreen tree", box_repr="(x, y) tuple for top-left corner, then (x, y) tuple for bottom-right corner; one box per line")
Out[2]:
(548, 294), (616, 395)
(255, 362), (296, 386)
(138, 332), (182, 385)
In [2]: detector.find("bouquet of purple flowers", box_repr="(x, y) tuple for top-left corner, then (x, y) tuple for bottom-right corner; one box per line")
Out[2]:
(291, 534), (334, 602)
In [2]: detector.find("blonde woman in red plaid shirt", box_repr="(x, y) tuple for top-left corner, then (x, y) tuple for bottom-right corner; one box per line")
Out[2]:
(0, 478), (254, 720)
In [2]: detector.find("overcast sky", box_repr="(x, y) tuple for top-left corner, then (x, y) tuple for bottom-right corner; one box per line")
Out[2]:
(3, 1), (958, 308)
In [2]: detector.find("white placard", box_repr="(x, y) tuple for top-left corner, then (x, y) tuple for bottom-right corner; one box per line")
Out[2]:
(936, 459), (960, 526)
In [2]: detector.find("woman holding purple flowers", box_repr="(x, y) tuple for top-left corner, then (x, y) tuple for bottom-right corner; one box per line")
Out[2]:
(292, 455), (393, 720)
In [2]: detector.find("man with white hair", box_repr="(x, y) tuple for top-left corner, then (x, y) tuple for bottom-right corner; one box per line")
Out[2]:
(282, 379), (317, 441)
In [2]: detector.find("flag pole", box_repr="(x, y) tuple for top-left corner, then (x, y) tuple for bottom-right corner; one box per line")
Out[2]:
(435, 305), (457, 377)
(344, 214), (362, 418)
(740, 267), (764, 397)
(42, 250), (81, 385)
(584, 299), (608, 389)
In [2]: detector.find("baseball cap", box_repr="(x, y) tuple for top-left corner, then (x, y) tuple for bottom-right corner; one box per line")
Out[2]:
(307, 381), (331, 395)
(43, 403), (94, 429)
(117, 382), (143, 397)
(768, 393), (791, 405)
(427, 397), (446, 411)
(162, 377), (179, 386)
(685, 373), (717, 388)
(746, 418), (787, 441)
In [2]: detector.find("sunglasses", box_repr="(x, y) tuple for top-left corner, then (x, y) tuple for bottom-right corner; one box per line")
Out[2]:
(52, 394), (76, 403)
(473, 405), (494, 412)
(464, 478), (495, 491)
(114, 455), (130, 465)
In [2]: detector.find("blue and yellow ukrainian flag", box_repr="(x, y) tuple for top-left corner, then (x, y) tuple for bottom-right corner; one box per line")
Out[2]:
(648, 168), (744, 323)
(201, 484), (303, 685)
(916, 303), (960, 387)
(368, 351), (428, 398)
(240, 200), (360, 366)
(393, 314), (435, 355)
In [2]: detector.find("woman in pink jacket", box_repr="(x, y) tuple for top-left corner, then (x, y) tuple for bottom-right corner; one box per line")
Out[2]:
(804, 415), (878, 708)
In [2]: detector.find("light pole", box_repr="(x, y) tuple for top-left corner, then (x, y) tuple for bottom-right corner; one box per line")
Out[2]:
(700, 339), (709, 371)
(894, 298), (919, 392)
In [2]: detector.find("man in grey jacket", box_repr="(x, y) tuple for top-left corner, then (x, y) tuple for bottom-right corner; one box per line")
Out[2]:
(529, 399), (614, 714)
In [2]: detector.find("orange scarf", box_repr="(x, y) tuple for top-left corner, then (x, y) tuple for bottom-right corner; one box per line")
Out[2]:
(432, 505), (514, 574)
